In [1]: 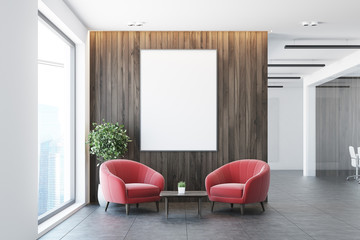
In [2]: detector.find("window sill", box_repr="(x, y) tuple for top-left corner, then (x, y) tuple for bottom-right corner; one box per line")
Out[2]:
(37, 202), (86, 238)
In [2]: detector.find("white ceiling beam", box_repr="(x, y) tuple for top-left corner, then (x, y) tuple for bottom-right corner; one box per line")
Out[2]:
(303, 50), (360, 86)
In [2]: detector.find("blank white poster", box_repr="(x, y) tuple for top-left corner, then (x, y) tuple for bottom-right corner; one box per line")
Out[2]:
(140, 50), (217, 151)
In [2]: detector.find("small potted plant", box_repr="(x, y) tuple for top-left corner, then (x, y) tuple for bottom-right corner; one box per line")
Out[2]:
(87, 121), (131, 205)
(178, 181), (186, 194)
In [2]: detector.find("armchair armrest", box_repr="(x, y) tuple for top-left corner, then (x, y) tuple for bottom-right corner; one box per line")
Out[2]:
(243, 166), (270, 203)
(205, 168), (227, 196)
(147, 171), (165, 191)
(100, 166), (127, 204)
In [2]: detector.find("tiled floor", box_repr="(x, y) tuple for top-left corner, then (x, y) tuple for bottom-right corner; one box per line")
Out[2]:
(40, 171), (360, 240)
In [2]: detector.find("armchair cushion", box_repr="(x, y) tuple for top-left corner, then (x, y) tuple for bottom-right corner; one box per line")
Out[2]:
(210, 183), (244, 198)
(126, 183), (160, 198)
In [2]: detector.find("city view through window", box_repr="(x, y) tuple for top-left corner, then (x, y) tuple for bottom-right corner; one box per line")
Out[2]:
(38, 17), (75, 222)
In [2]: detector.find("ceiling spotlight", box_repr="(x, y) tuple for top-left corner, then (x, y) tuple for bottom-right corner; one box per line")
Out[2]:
(302, 21), (309, 27)
(302, 21), (319, 27)
(128, 22), (145, 27)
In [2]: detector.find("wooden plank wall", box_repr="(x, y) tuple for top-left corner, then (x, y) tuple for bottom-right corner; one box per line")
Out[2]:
(89, 31), (268, 202)
(316, 78), (360, 176)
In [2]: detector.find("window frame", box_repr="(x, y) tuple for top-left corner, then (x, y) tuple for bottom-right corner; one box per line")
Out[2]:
(37, 11), (76, 225)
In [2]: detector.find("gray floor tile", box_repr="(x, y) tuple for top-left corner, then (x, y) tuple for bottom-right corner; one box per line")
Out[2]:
(246, 231), (314, 240)
(125, 218), (187, 240)
(187, 229), (250, 240)
(309, 229), (360, 240)
(40, 170), (360, 240)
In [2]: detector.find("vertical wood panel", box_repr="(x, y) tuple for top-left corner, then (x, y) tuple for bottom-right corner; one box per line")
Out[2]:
(122, 32), (129, 158)
(99, 32), (106, 122)
(128, 32), (135, 160)
(133, 32), (141, 162)
(223, 32), (229, 164)
(217, 32), (224, 168)
(234, 32), (241, 160)
(117, 32), (124, 125)
(261, 33), (268, 161)
(89, 31), (268, 202)
(210, 32), (219, 172)
(239, 32), (247, 159)
(110, 33), (117, 122)
(106, 32), (112, 122)
(228, 32), (235, 162)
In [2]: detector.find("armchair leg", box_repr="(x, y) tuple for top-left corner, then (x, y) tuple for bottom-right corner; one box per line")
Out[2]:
(136, 203), (139, 208)
(260, 202), (265, 212)
(126, 204), (130, 215)
(230, 203), (234, 209)
(105, 202), (109, 212)
(211, 201), (215, 212)
(156, 201), (159, 212)
(240, 204), (245, 215)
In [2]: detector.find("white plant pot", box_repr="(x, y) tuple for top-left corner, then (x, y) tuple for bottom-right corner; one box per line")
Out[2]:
(97, 184), (107, 207)
(178, 187), (185, 194)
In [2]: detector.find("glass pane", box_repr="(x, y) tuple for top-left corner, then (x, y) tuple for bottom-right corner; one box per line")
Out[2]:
(38, 19), (74, 219)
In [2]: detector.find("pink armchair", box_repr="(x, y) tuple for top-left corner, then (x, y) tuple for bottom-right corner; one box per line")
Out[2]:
(205, 159), (270, 214)
(100, 159), (165, 215)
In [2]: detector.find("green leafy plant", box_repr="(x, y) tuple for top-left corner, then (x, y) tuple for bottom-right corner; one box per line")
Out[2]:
(178, 181), (186, 188)
(87, 121), (131, 164)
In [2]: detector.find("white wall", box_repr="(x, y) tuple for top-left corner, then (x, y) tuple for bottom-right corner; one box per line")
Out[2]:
(0, 0), (38, 239)
(268, 87), (303, 170)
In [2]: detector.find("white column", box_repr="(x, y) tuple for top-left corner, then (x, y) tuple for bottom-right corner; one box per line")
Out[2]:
(303, 84), (316, 176)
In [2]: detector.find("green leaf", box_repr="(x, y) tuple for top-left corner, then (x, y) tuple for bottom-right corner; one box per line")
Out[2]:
(85, 121), (131, 163)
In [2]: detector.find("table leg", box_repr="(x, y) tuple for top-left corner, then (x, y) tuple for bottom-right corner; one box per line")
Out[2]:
(165, 197), (168, 218)
(198, 197), (202, 218)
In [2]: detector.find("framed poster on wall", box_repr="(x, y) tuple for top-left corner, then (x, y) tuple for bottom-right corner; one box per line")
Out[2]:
(140, 49), (217, 151)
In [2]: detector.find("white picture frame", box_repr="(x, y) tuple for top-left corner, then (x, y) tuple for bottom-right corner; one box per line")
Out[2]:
(140, 49), (217, 151)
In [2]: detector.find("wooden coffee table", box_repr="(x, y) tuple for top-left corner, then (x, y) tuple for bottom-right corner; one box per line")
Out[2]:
(160, 191), (208, 218)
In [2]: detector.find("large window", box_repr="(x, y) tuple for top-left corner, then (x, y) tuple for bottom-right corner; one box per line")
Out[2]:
(38, 12), (75, 224)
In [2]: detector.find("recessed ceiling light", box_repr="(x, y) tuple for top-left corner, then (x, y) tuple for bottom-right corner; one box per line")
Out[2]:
(302, 21), (319, 27)
(302, 21), (309, 27)
(128, 22), (145, 27)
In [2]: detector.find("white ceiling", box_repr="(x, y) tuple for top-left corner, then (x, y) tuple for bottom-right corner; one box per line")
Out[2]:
(64, 0), (360, 84)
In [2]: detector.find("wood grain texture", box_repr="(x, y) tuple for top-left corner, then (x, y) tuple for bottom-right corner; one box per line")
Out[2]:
(89, 31), (268, 202)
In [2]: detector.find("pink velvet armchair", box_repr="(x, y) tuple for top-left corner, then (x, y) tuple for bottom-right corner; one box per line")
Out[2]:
(205, 159), (270, 214)
(100, 159), (165, 215)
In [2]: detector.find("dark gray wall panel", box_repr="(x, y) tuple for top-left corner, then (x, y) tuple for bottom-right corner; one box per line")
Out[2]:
(89, 31), (268, 202)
